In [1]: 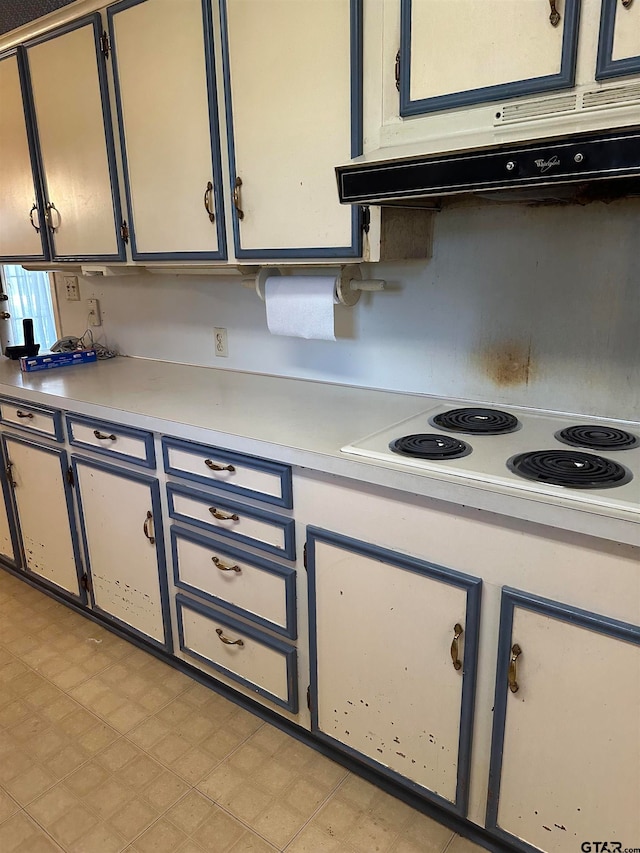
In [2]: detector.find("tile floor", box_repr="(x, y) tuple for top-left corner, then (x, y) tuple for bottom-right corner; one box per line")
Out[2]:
(0, 570), (486, 853)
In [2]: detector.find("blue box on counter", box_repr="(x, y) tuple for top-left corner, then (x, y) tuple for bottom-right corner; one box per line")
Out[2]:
(20, 349), (97, 372)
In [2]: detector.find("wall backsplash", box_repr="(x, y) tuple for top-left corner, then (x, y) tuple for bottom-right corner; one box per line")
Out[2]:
(55, 197), (640, 422)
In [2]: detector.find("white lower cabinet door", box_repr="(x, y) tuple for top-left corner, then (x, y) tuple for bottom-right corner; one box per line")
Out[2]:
(308, 528), (481, 814)
(74, 457), (170, 648)
(487, 589), (640, 853)
(2, 436), (82, 597)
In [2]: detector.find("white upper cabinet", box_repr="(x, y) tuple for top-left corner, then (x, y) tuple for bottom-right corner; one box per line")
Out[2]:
(23, 15), (125, 262)
(0, 50), (48, 261)
(596, 0), (640, 79)
(107, 0), (227, 260)
(220, 0), (362, 260)
(399, 0), (580, 116)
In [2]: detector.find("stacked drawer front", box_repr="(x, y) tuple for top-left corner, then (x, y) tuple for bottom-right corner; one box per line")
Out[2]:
(66, 414), (155, 467)
(164, 436), (298, 712)
(0, 397), (63, 441)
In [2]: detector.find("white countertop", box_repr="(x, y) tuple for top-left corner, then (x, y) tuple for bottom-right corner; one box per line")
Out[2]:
(1, 356), (638, 547)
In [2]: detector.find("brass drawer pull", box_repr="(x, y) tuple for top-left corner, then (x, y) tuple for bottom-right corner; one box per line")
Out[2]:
(548, 0), (561, 26)
(16, 410), (34, 419)
(94, 430), (117, 441)
(233, 176), (244, 220)
(205, 459), (235, 472)
(622, 0), (633, 8)
(216, 628), (243, 646)
(203, 181), (215, 223)
(450, 623), (463, 671)
(143, 510), (155, 544)
(212, 556), (241, 573)
(209, 508), (239, 522)
(5, 462), (16, 487)
(29, 203), (40, 233)
(508, 643), (522, 693)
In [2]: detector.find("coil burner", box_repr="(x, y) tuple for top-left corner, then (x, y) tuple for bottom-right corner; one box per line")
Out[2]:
(389, 434), (472, 460)
(431, 407), (520, 435)
(556, 425), (639, 451)
(507, 450), (632, 489)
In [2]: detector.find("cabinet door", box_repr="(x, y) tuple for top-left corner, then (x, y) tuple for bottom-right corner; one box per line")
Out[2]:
(596, 0), (640, 80)
(2, 435), (83, 598)
(308, 527), (481, 815)
(0, 50), (48, 261)
(73, 457), (171, 649)
(487, 588), (640, 853)
(108, 0), (226, 260)
(221, 0), (361, 259)
(399, 0), (580, 116)
(24, 15), (125, 262)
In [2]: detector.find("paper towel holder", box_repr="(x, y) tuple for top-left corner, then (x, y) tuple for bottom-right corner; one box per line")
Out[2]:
(251, 266), (385, 307)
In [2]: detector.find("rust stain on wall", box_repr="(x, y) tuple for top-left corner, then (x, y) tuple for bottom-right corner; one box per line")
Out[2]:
(477, 339), (534, 387)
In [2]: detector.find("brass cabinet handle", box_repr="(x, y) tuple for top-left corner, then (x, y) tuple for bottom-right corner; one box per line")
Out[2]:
(233, 176), (244, 220)
(93, 430), (116, 441)
(216, 627), (244, 646)
(5, 462), (16, 488)
(45, 201), (60, 231)
(143, 510), (155, 544)
(29, 203), (40, 233)
(450, 623), (464, 671)
(508, 643), (522, 693)
(622, 0), (633, 8)
(209, 507), (239, 522)
(203, 181), (215, 223)
(212, 555), (241, 573)
(16, 410), (34, 419)
(0, 312), (10, 320)
(205, 459), (235, 472)
(548, 0), (561, 26)
(395, 49), (401, 91)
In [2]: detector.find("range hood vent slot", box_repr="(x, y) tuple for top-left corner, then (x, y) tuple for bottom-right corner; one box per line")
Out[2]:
(582, 82), (640, 109)
(498, 94), (577, 123)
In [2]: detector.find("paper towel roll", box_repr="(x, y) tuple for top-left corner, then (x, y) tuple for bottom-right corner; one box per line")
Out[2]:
(265, 276), (338, 340)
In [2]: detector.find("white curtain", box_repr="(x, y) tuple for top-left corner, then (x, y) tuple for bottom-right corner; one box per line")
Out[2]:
(1, 265), (57, 350)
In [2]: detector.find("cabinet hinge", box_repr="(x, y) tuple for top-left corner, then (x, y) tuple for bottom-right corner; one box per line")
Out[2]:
(395, 49), (401, 91)
(306, 685), (312, 712)
(361, 205), (370, 234)
(120, 220), (129, 243)
(100, 31), (110, 59)
(303, 542), (307, 570)
(80, 573), (92, 592)
(66, 466), (74, 487)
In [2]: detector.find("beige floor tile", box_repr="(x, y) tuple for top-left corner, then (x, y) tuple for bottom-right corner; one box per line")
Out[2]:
(166, 790), (218, 835)
(48, 804), (100, 847)
(26, 782), (80, 827)
(0, 811), (56, 853)
(140, 768), (191, 811)
(191, 807), (246, 852)
(285, 823), (352, 853)
(129, 817), (189, 853)
(67, 821), (128, 853)
(445, 835), (487, 853)
(108, 796), (159, 842)
(0, 788), (19, 822)
(398, 811), (455, 851)
(2, 763), (57, 804)
(229, 831), (279, 852)
(127, 716), (172, 750)
(251, 800), (312, 848)
(170, 745), (223, 785)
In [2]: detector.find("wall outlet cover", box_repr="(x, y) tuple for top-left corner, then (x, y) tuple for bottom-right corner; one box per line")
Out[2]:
(214, 327), (228, 357)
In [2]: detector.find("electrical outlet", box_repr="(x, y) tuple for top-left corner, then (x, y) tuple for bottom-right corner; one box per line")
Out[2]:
(64, 275), (80, 301)
(214, 327), (228, 357)
(87, 298), (101, 327)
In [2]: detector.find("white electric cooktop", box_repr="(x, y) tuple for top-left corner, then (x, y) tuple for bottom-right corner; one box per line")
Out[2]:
(341, 401), (640, 519)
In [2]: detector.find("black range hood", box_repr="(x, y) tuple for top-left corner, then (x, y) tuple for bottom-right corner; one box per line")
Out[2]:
(336, 126), (640, 206)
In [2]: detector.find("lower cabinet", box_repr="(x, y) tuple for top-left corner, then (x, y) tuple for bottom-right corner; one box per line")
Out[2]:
(0, 449), (20, 569)
(307, 526), (482, 816)
(487, 588), (640, 853)
(72, 456), (172, 650)
(1, 433), (84, 599)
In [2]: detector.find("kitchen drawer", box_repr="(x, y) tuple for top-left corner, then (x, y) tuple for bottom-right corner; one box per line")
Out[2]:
(167, 482), (295, 560)
(66, 414), (155, 468)
(171, 526), (296, 639)
(176, 594), (298, 712)
(0, 397), (63, 441)
(162, 436), (292, 508)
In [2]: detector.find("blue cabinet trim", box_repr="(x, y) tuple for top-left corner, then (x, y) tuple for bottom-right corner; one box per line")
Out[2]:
(2, 434), (86, 604)
(596, 0), (640, 80)
(171, 525), (297, 640)
(218, 0), (363, 259)
(0, 439), (25, 571)
(486, 587), (640, 853)
(176, 593), (298, 713)
(22, 14), (126, 263)
(0, 396), (63, 441)
(306, 526), (482, 818)
(71, 454), (173, 652)
(66, 413), (155, 468)
(399, 0), (581, 117)
(166, 481), (296, 561)
(162, 435), (292, 509)
(107, 0), (227, 261)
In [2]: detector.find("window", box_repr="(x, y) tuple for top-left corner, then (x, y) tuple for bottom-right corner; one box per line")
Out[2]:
(0, 265), (58, 350)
